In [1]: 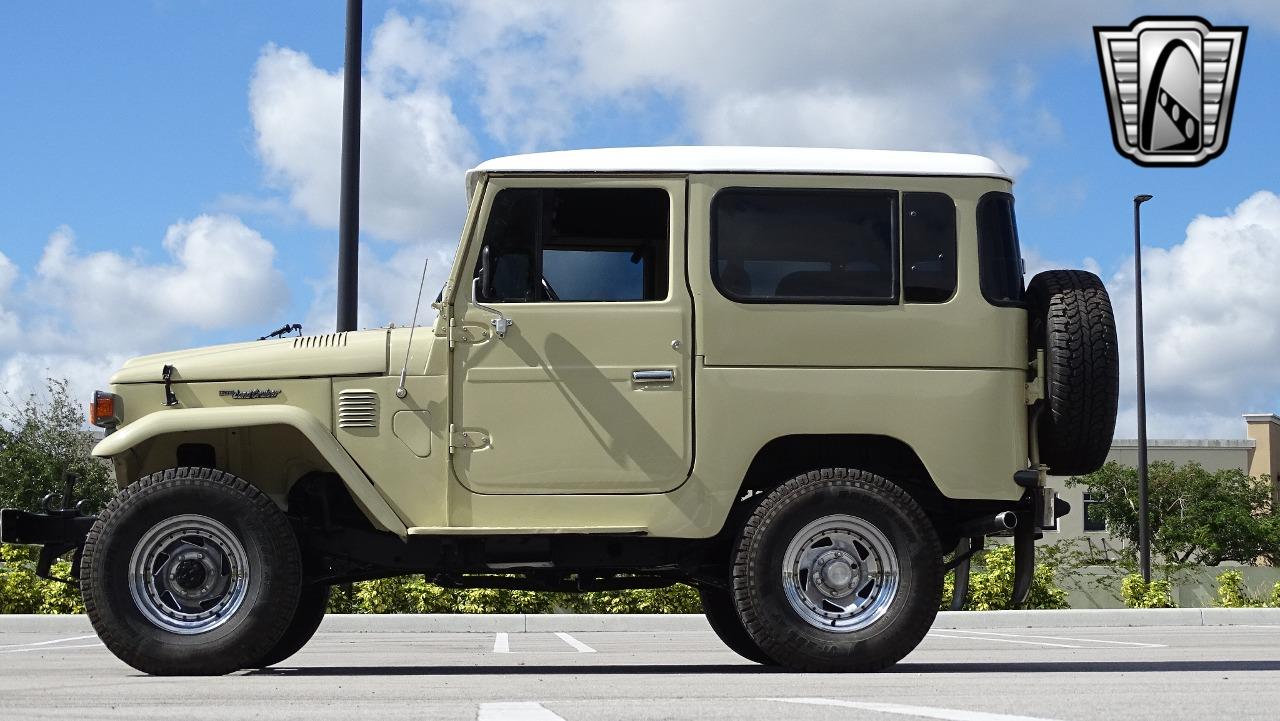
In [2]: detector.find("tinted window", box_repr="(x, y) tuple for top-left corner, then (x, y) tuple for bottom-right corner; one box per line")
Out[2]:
(977, 192), (1024, 305)
(1083, 492), (1107, 532)
(902, 192), (957, 303)
(478, 188), (669, 302)
(712, 188), (897, 303)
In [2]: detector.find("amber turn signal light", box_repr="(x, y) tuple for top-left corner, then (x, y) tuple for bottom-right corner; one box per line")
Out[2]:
(90, 390), (121, 427)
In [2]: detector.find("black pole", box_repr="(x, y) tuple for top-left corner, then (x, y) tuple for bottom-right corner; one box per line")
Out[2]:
(336, 0), (362, 332)
(1133, 193), (1153, 582)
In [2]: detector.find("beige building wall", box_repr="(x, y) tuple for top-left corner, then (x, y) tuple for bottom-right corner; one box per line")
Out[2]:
(1245, 413), (1280, 504)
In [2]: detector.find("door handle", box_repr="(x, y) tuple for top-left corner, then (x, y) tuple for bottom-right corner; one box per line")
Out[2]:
(632, 369), (675, 383)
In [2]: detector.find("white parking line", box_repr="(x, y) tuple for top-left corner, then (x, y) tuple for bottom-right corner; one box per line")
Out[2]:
(764, 697), (1065, 721)
(493, 632), (510, 653)
(0, 643), (103, 655)
(554, 632), (596, 653)
(952, 630), (1166, 648)
(0, 635), (97, 650)
(928, 632), (1082, 649)
(477, 701), (567, 721)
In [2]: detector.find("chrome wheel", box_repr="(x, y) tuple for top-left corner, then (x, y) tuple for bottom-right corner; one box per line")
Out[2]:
(781, 514), (899, 632)
(128, 514), (250, 635)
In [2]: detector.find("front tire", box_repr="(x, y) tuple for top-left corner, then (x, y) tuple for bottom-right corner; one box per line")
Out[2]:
(698, 584), (775, 665)
(732, 468), (941, 672)
(81, 467), (303, 676)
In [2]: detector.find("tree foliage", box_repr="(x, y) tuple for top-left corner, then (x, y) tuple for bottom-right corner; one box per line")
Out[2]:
(0, 378), (115, 513)
(1066, 460), (1280, 566)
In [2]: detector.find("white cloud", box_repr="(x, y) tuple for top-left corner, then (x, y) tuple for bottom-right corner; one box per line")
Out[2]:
(434, 0), (1119, 164)
(1, 215), (289, 406)
(249, 11), (476, 244)
(303, 242), (456, 334)
(1108, 191), (1280, 438)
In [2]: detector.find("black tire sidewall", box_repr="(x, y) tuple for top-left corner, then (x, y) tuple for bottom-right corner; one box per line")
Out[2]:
(698, 584), (774, 665)
(82, 471), (301, 675)
(736, 472), (940, 672)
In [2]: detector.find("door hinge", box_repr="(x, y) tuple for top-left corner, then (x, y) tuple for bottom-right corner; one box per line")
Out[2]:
(1025, 348), (1046, 406)
(448, 323), (490, 344)
(448, 424), (490, 453)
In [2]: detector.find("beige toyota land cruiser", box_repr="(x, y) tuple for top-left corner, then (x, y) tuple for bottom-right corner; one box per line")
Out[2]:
(1, 147), (1118, 675)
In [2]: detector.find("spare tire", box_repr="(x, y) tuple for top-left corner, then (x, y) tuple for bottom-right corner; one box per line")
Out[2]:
(1026, 270), (1119, 476)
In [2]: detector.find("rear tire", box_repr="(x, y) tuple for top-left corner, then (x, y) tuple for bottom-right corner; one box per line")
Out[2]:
(246, 583), (330, 668)
(698, 584), (775, 665)
(732, 468), (941, 672)
(81, 467), (302, 676)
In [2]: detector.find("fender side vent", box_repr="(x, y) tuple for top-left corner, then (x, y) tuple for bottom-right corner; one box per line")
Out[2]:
(294, 332), (349, 349)
(337, 389), (378, 429)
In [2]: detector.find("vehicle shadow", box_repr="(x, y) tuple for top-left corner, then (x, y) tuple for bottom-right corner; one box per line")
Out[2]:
(249, 659), (1280, 676)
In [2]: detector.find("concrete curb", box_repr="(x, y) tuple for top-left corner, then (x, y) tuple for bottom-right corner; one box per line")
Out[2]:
(4, 608), (1279, 634)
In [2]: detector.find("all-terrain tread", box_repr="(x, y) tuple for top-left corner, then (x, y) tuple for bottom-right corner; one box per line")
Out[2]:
(81, 467), (302, 676)
(1026, 270), (1120, 475)
(731, 468), (941, 673)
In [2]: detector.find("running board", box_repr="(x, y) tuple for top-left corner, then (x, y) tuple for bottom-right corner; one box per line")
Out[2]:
(407, 526), (648, 536)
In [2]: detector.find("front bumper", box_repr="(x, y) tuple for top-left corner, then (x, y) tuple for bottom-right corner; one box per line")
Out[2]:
(1, 478), (98, 582)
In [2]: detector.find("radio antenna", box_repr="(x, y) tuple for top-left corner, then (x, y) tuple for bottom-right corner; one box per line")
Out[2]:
(395, 257), (429, 399)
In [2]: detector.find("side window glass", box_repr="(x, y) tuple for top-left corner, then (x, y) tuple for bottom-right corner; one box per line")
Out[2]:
(712, 188), (898, 303)
(902, 192), (957, 303)
(976, 191), (1025, 305)
(477, 188), (669, 302)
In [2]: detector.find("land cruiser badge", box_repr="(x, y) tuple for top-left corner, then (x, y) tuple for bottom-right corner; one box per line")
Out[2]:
(1094, 17), (1246, 167)
(219, 389), (282, 400)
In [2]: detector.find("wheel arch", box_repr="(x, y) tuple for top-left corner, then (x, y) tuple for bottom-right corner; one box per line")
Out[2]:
(726, 434), (956, 536)
(92, 406), (408, 538)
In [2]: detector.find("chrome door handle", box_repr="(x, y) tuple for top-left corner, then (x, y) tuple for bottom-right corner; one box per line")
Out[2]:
(632, 369), (675, 383)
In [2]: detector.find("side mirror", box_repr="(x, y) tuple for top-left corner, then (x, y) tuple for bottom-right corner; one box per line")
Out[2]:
(478, 245), (493, 301)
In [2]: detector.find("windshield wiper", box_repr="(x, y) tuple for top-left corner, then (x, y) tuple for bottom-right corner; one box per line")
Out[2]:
(259, 323), (302, 340)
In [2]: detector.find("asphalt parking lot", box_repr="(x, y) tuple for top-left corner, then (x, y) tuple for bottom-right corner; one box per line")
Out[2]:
(2, 618), (1279, 721)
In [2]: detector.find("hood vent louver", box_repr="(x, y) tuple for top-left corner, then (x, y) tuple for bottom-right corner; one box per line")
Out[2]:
(337, 389), (378, 429)
(294, 332), (350, 349)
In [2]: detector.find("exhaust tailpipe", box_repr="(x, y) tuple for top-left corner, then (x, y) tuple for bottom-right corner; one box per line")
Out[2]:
(959, 511), (1018, 538)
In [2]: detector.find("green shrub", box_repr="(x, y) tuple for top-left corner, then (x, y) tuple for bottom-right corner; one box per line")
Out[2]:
(568, 585), (701, 614)
(940, 544), (1069, 611)
(1120, 574), (1176, 608)
(0, 545), (84, 614)
(321, 574), (701, 614)
(1214, 569), (1269, 608)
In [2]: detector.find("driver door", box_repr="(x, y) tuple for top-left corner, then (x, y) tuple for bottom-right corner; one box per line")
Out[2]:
(450, 177), (692, 494)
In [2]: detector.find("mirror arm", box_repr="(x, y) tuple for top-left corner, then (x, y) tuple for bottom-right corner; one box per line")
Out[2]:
(471, 277), (514, 339)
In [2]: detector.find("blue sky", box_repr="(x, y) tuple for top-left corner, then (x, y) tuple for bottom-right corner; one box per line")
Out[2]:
(1, 1), (1278, 437)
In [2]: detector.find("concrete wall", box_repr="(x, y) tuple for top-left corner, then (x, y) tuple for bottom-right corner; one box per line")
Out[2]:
(1057, 565), (1280, 609)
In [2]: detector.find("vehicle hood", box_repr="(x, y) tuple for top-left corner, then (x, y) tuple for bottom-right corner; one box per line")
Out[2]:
(109, 329), (389, 384)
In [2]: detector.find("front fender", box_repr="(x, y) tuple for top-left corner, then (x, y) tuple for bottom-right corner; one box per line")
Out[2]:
(93, 406), (408, 539)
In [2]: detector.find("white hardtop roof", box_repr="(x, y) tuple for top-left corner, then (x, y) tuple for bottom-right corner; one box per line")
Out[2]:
(466, 146), (1010, 197)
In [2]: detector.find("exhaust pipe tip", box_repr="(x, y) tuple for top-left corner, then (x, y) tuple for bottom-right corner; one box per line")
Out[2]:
(994, 511), (1018, 530)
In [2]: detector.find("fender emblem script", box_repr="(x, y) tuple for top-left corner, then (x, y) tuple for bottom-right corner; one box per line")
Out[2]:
(218, 389), (282, 400)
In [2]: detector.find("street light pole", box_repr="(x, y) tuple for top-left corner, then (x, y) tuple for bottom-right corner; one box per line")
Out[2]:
(1133, 193), (1153, 583)
(336, 0), (363, 332)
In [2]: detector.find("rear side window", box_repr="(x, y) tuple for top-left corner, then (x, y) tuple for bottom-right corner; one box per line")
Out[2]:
(477, 187), (670, 302)
(712, 188), (898, 303)
(977, 192), (1025, 305)
(902, 192), (957, 303)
